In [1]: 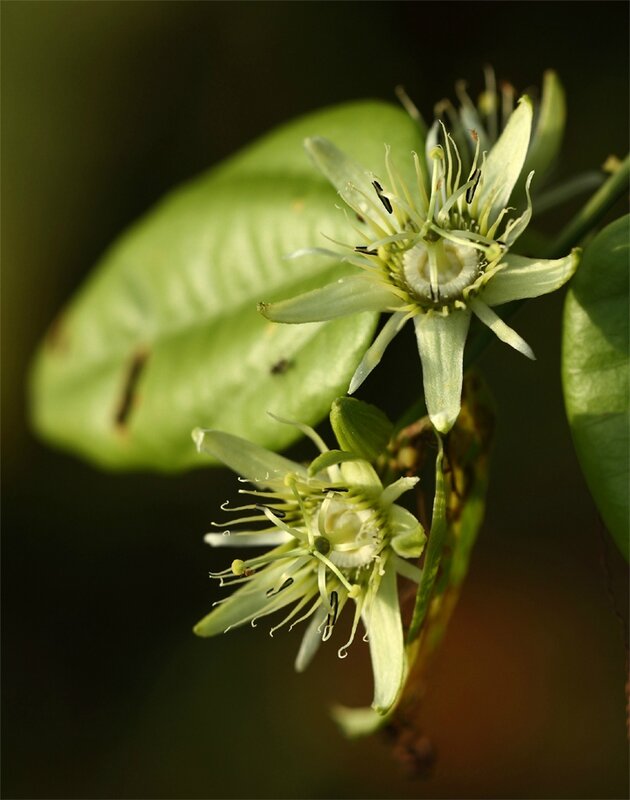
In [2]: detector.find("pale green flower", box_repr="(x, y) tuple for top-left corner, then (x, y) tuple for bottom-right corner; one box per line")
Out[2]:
(192, 413), (425, 715)
(259, 95), (579, 433)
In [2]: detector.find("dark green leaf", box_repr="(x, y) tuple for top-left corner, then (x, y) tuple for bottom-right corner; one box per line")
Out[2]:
(562, 215), (629, 558)
(29, 101), (422, 470)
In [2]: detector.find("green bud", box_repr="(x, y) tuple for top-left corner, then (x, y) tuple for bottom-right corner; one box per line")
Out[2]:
(330, 397), (393, 462)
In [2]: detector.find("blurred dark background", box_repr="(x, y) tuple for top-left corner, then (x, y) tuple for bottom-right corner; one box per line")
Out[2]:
(2, 2), (628, 798)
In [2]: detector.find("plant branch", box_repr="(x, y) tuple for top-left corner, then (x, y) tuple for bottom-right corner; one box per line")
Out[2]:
(548, 153), (630, 258)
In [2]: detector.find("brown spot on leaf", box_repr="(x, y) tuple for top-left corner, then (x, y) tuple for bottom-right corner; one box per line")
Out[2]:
(270, 357), (293, 375)
(115, 349), (149, 431)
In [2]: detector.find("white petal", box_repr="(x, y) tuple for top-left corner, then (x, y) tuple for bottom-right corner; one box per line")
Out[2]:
(204, 531), (292, 548)
(349, 310), (408, 394)
(380, 476), (419, 507)
(469, 298), (535, 360)
(331, 705), (385, 738)
(258, 276), (396, 323)
(294, 604), (328, 673)
(413, 310), (471, 433)
(476, 96), (533, 227)
(363, 558), (405, 715)
(480, 250), (579, 307)
(192, 429), (306, 486)
(305, 137), (390, 228)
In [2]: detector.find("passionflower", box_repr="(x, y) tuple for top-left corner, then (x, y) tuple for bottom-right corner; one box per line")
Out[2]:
(258, 95), (579, 433)
(193, 401), (425, 715)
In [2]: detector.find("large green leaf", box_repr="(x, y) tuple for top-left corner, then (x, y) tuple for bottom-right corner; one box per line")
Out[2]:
(29, 101), (422, 471)
(562, 215), (629, 558)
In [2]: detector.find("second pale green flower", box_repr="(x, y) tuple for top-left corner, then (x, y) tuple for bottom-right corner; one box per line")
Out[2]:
(193, 401), (426, 715)
(259, 96), (578, 433)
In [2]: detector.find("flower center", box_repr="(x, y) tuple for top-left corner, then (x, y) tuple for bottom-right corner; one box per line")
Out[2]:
(317, 496), (381, 569)
(402, 237), (480, 307)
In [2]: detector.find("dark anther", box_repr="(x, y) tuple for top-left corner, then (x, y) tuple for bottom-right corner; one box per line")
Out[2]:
(355, 245), (378, 255)
(324, 590), (339, 638)
(372, 180), (393, 214)
(356, 213), (365, 224)
(466, 169), (481, 204)
(323, 486), (348, 493)
(266, 577), (294, 597)
(329, 591), (339, 626)
(255, 504), (285, 518)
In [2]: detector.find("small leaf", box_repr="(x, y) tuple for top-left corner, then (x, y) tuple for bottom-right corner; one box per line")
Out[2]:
(330, 397), (393, 462)
(29, 101), (422, 471)
(562, 215), (629, 559)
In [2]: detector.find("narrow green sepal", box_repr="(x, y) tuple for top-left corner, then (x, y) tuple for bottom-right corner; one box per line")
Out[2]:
(522, 69), (566, 190)
(330, 397), (393, 462)
(407, 435), (447, 642)
(308, 449), (362, 477)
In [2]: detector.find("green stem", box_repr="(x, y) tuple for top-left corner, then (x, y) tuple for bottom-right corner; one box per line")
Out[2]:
(548, 153), (630, 258)
(406, 434), (446, 643)
(532, 170), (604, 216)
